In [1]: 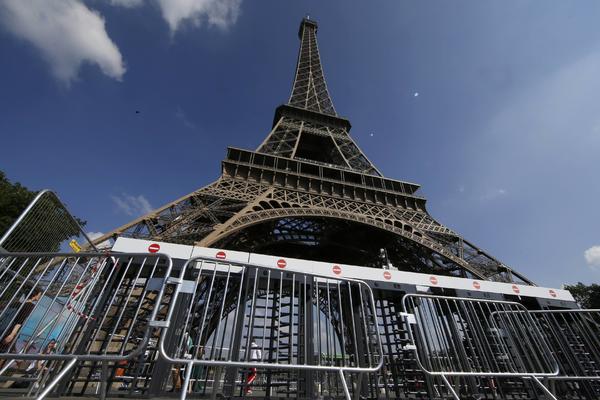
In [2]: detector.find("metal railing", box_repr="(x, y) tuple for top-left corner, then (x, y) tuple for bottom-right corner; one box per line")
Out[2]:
(517, 309), (600, 398)
(0, 251), (173, 399)
(0, 190), (98, 254)
(534, 309), (600, 378)
(1, 248), (596, 398)
(155, 256), (384, 400)
(401, 294), (559, 400)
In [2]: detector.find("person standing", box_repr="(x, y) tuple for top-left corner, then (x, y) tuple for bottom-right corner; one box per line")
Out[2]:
(0, 289), (43, 352)
(0, 289), (43, 369)
(245, 341), (262, 395)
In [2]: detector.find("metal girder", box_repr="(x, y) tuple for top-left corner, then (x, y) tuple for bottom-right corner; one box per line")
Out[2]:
(289, 19), (336, 116)
(198, 205), (490, 280)
(258, 115), (381, 176)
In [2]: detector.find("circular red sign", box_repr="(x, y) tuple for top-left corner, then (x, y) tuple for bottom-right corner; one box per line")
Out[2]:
(472, 281), (481, 290)
(429, 276), (438, 285)
(512, 285), (520, 294)
(332, 265), (342, 275)
(148, 243), (160, 253)
(215, 251), (226, 260)
(277, 259), (287, 269)
(383, 271), (392, 280)
(549, 289), (557, 298)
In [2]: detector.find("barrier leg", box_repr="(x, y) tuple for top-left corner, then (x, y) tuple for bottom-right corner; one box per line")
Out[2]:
(532, 376), (558, 400)
(100, 361), (108, 400)
(36, 358), (78, 400)
(339, 370), (351, 400)
(441, 375), (461, 400)
(210, 366), (223, 400)
(353, 372), (364, 400)
(180, 361), (193, 400)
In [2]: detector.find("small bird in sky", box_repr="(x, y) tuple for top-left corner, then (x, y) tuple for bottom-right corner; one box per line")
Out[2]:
(135, 110), (140, 114)
(413, 92), (419, 97)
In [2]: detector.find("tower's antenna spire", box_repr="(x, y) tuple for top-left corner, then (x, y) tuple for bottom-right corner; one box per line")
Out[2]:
(289, 17), (337, 116)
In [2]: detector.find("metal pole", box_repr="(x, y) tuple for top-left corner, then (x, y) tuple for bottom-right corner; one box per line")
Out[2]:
(180, 361), (194, 400)
(532, 376), (559, 400)
(339, 369), (351, 400)
(36, 358), (78, 400)
(100, 361), (108, 400)
(441, 375), (461, 400)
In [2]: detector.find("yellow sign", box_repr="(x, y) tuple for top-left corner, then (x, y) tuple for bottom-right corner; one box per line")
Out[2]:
(69, 239), (82, 253)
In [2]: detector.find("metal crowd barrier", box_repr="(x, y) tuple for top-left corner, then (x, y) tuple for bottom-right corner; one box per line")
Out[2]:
(155, 256), (384, 400)
(510, 309), (600, 399)
(531, 309), (600, 380)
(0, 190), (98, 254)
(401, 294), (559, 400)
(0, 251), (173, 399)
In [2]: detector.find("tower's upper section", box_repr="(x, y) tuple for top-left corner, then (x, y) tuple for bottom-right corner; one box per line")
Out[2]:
(288, 18), (337, 116)
(262, 17), (381, 177)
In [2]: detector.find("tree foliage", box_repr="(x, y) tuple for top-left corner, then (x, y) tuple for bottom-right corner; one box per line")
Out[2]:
(0, 171), (37, 238)
(564, 282), (600, 309)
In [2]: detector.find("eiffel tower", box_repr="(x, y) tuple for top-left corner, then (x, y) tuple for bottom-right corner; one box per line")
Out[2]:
(97, 18), (532, 285)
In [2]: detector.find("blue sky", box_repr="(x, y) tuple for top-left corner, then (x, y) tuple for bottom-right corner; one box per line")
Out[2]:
(1, 0), (599, 288)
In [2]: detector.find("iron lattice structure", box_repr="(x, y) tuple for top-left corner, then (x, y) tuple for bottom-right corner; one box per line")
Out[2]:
(96, 18), (532, 285)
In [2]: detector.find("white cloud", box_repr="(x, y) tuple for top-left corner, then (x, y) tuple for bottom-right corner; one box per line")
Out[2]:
(87, 231), (104, 240)
(110, 0), (144, 7)
(584, 246), (600, 270)
(111, 193), (153, 216)
(87, 231), (112, 249)
(156, 0), (242, 33)
(0, 0), (125, 84)
(108, 0), (242, 34)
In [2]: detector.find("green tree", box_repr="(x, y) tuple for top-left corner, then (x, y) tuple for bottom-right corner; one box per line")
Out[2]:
(564, 282), (600, 309)
(0, 171), (37, 237)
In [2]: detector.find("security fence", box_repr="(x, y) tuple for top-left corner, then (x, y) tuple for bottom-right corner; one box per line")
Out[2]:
(0, 190), (97, 254)
(155, 256), (384, 400)
(0, 251), (172, 399)
(401, 294), (560, 400)
(519, 309), (600, 399)
(1, 250), (600, 399)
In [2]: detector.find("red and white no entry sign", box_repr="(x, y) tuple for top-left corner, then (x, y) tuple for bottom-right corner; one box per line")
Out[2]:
(215, 251), (226, 260)
(512, 285), (520, 294)
(332, 265), (342, 275)
(277, 259), (287, 269)
(148, 243), (160, 253)
(383, 271), (392, 280)
(472, 281), (481, 290)
(429, 276), (438, 285)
